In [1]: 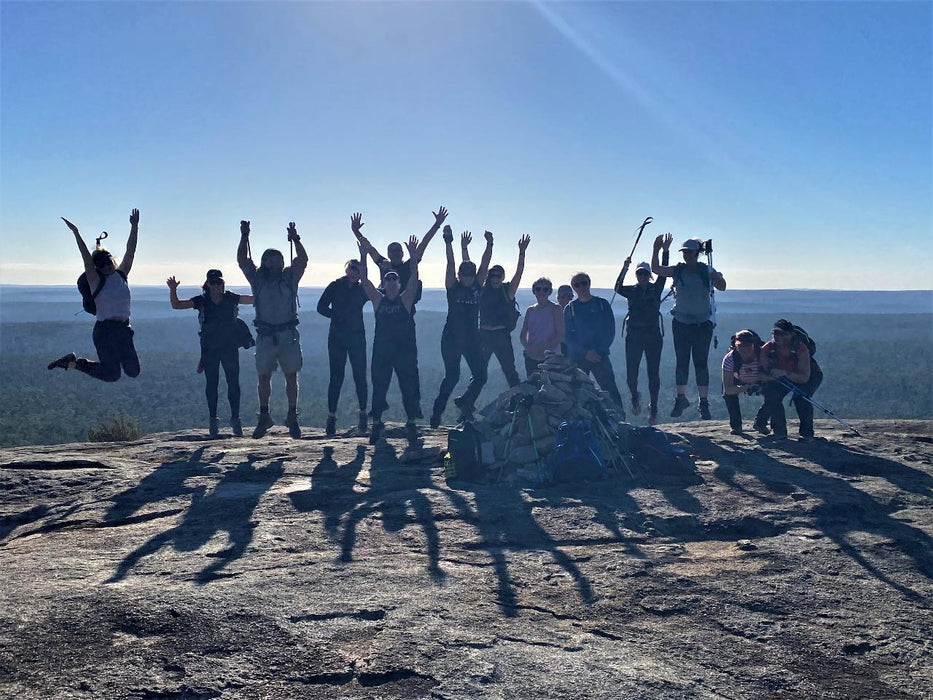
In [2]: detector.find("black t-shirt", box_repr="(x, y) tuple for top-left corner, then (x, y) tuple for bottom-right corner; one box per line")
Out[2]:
(374, 294), (415, 347)
(378, 259), (423, 307)
(445, 282), (481, 338)
(615, 278), (666, 331)
(317, 277), (368, 335)
(191, 292), (241, 349)
(479, 284), (512, 328)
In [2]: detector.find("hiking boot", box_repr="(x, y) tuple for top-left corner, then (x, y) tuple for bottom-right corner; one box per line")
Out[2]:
(231, 417), (243, 437)
(698, 398), (712, 420)
(648, 403), (658, 426)
(406, 422), (420, 445)
(752, 418), (771, 436)
(252, 412), (274, 439)
(325, 415), (336, 437)
(730, 427), (743, 435)
(209, 417), (219, 438)
(357, 411), (368, 435)
(670, 394), (690, 418)
(630, 392), (641, 416)
(454, 396), (474, 423)
(286, 410), (301, 439)
(47, 352), (77, 371)
(369, 421), (384, 445)
(429, 409), (443, 429)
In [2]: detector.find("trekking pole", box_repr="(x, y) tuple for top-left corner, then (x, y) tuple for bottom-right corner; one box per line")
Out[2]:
(776, 377), (862, 437)
(610, 217), (652, 306)
(497, 395), (521, 482)
(705, 238), (718, 349)
(288, 232), (301, 309)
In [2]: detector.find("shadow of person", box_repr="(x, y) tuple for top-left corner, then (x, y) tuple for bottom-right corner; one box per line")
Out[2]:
(106, 456), (284, 585)
(288, 445), (366, 542)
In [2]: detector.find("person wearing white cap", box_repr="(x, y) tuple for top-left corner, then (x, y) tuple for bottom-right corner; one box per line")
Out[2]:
(614, 233), (672, 425)
(652, 235), (726, 420)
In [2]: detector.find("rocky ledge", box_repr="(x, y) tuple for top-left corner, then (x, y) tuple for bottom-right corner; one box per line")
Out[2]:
(1, 419), (931, 699)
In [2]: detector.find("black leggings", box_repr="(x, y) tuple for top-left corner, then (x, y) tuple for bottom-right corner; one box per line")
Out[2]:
(327, 330), (368, 414)
(460, 328), (519, 410)
(577, 356), (624, 409)
(371, 339), (422, 421)
(75, 320), (140, 382)
(202, 344), (241, 419)
(433, 328), (486, 416)
(672, 319), (713, 387)
(625, 327), (662, 405)
(756, 369), (824, 438)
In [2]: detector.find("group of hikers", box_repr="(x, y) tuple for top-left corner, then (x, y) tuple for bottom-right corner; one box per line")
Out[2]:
(48, 207), (824, 443)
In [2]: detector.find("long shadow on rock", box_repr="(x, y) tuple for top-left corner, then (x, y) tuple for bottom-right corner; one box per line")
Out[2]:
(289, 445), (366, 541)
(0, 504), (50, 542)
(106, 456), (284, 585)
(691, 434), (933, 602)
(337, 442), (446, 583)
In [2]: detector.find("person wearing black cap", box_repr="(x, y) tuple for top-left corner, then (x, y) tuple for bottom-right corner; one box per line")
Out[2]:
(754, 319), (823, 440)
(614, 233), (672, 425)
(167, 270), (255, 437)
(357, 235), (424, 445)
(455, 231), (531, 420)
(317, 257), (370, 437)
(49, 209), (142, 383)
(429, 228), (493, 427)
(652, 235), (726, 420)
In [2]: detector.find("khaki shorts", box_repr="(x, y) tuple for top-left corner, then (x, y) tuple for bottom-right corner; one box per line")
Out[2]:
(255, 329), (303, 375)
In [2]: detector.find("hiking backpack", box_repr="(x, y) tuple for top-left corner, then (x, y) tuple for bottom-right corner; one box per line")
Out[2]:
(77, 270), (126, 315)
(727, 330), (764, 374)
(503, 287), (521, 332)
(548, 420), (606, 483)
(446, 422), (485, 482)
(628, 426), (694, 473)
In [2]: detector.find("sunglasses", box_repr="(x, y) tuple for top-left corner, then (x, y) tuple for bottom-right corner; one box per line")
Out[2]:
(488, 273), (504, 279)
(532, 286), (551, 293)
(571, 280), (590, 288)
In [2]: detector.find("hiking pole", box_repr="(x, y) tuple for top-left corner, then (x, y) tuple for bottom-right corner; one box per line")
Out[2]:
(288, 228), (301, 309)
(497, 395), (521, 482)
(705, 238), (718, 349)
(611, 217), (652, 305)
(776, 377), (862, 437)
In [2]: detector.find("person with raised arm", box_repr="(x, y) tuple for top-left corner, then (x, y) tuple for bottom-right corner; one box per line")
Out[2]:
(166, 270), (255, 437)
(652, 236), (726, 420)
(454, 232), (530, 421)
(429, 227), (493, 428)
(49, 209), (142, 382)
(614, 233), (672, 425)
(520, 277), (564, 377)
(357, 234), (424, 445)
(237, 220), (308, 439)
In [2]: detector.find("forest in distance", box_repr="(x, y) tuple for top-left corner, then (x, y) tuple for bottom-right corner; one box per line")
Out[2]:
(1, 303), (930, 447)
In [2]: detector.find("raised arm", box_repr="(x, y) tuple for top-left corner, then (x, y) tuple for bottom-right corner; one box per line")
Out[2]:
(460, 230), (472, 262)
(614, 256), (632, 293)
(117, 208), (139, 276)
(237, 220), (256, 277)
(476, 230), (493, 285)
(657, 234), (672, 285)
(401, 236), (420, 311)
(652, 234), (676, 277)
(357, 241), (382, 307)
(351, 212), (386, 265)
(415, 205), (448, 260)
(286, 222), (308, 283)
(508, 234), (531, 299)
(62, 217), (97, 287)
(443, 226), (456, 289)
(166, 276), (195, 310)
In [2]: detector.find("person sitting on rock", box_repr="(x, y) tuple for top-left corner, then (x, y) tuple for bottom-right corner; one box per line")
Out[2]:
(356, 235), (423, 445)
(520, 277), (564, 378)
(430, 228), (493, 428)
(167, 270), (255, 438)
(49, 209), (142, 383)
(721, 329), (765, 435)
(754, 319), (823, 440)
(564, 272), (625, 416)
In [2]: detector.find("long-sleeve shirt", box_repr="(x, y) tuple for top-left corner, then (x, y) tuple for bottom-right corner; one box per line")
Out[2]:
(563, 295), (615, 362)
(317, 276), (368, 334)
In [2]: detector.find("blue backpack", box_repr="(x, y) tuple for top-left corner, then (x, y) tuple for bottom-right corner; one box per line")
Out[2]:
(629, 426), (694, 473)
(548, 420), (606, 483)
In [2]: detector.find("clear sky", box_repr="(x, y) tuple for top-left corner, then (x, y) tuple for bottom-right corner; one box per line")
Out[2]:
(1, 1), (931, 290)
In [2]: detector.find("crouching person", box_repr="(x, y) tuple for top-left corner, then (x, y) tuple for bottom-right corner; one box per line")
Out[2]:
(237, 220), (308, 439)
(721, 330), (764, 435)
(755, 319), (823, 440)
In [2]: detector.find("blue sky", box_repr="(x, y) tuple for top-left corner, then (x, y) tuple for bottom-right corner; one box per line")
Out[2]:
(2, 1), (930, 290)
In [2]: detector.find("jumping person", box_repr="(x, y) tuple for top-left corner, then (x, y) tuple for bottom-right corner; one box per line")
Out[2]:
(614, 233), (671, 425)
(429, 228), (493, 428)
(167, 270), (255, 437)
(49, 209), (142, 382)
(455, 232), (531, 421)
(652, 236), (726, 420)
(237, 220), (308, 439)
(357, 236), (423, 445)
(317, 257), (369, 437)
(564, 272), (625, 414)
(721, 329), (765, 435)
(520, 277), (564, 377)
(754, 319), (824, 440)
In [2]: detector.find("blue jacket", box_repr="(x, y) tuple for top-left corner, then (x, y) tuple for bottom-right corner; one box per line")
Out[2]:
(564, 296), (615, 362)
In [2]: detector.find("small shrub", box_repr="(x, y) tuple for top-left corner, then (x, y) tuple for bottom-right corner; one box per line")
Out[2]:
(88, 416), (141, 442)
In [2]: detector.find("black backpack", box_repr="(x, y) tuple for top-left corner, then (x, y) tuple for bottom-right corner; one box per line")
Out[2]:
(77, 270), (126, 315)
(548, 420), (606, 483)
(629, 426), (694, 473)
(446, 422), (485, 482)
(503, 287), (521, 332)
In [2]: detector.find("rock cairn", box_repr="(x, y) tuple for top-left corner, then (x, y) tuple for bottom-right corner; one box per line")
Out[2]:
(468, 352), (634, 485)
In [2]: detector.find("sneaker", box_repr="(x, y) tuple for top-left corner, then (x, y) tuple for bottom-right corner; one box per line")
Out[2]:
(453, 397), (474, 423)
(429, 410), (442, 429)
(286, 411), (301, 439)
(48, 352), (77, 371)
(698, 398), (711, 420)
(406, 422), (420, 444)
(209, 417), (219, 438)
(357, 411), (368, 435)
(730, 427), (743, 435)
(231, 418), (243, 437)
(670, 394), (690, 418)
(630, 392), (641, 416)
(325, 415), (336, 437)
(369, 421), (384, 445)
(252, 412), (274, 439)
(752, 419), (771, 436)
